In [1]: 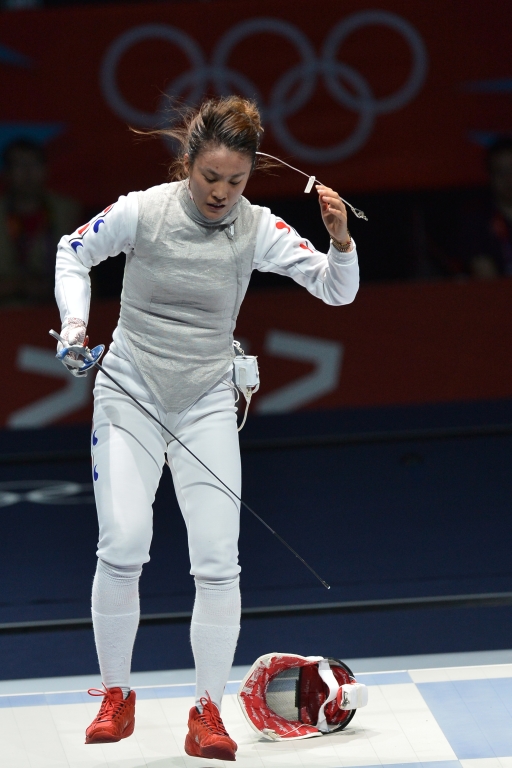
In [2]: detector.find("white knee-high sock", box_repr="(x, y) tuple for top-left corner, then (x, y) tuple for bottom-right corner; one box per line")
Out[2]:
(191, 576), (241, 711)
(91, 559), (141, 696)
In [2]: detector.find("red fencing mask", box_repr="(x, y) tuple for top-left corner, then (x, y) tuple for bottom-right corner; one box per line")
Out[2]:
(238, 653), (368, 740)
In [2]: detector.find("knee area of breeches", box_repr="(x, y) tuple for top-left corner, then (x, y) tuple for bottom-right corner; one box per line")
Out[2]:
(188, 529), (240, 579)
(96, 558), (143, 580)
(194, 575), (240, 590)
(191, 559), (241, 582)
(97, 525), (152, 568)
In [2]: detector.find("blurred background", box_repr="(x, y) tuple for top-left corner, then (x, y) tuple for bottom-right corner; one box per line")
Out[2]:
(0, 0), (511, 681)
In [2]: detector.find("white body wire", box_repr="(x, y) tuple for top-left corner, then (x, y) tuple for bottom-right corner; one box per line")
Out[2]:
(256, 152), (368, 221)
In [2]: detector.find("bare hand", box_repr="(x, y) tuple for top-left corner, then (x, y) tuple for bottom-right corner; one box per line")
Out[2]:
(316, 184), (349, 244)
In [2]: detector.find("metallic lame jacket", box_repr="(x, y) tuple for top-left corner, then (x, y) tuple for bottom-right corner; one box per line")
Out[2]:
(119, 180), (262, 412)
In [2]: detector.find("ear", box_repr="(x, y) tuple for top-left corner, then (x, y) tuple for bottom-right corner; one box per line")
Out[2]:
(183, 153), (190, 176)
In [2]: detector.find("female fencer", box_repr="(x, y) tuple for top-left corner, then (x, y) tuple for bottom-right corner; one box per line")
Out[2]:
(54, 95), (359, 761)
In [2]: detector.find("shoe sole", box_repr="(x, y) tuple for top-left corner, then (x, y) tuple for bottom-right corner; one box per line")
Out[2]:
(184, 733), (236, 761)
(85, 718), (135, 744)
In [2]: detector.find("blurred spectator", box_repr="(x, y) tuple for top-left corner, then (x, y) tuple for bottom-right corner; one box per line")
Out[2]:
(0, 139), (81, 306)
(460, 137), (512, 280)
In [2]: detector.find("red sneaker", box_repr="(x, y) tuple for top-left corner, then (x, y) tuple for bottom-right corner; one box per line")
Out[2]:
(85, 685), (136, 744)
(185, 694), (237, 761)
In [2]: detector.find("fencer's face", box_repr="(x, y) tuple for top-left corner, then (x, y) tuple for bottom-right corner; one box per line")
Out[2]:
(185, 145), (252, 220)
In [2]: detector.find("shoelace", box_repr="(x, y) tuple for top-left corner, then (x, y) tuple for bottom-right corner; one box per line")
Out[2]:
(87, 685), (126, 723)
(198, 694), (229, 736)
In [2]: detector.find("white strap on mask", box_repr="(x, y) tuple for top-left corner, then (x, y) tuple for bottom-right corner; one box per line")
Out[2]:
(316, 659), (341, 733)
(315, 659), (368, 732)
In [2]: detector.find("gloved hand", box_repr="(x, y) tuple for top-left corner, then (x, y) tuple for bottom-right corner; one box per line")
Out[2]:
(57, 318), (88, 376)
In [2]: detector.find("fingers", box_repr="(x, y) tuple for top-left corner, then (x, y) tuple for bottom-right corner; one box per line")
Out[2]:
(316, 185), (347, 216)
(316, 184), (350, 241)
(321, 201), (347, 219)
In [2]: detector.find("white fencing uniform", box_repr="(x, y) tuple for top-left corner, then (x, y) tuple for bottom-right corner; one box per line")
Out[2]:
(92, 339), (241, 576)
(55, 181), (359, 708)
(55, 182), (359, 577)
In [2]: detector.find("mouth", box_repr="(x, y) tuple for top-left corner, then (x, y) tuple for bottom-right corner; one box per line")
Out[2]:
(206, 202), (226, 214)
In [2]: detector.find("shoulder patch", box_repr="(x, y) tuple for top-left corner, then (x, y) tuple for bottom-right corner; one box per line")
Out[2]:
(68, 203), (116, 247)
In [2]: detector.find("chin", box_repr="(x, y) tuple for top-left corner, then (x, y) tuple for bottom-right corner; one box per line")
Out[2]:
(204, 205), (229, 219)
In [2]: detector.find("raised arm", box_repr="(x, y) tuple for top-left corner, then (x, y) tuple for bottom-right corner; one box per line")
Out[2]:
(253, 205), (359, 306)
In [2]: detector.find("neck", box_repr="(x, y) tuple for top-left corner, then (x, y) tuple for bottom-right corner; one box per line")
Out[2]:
(179, 180), (239, 228)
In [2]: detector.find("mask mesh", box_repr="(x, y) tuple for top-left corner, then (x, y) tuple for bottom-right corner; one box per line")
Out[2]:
(265, 667), (301, 721)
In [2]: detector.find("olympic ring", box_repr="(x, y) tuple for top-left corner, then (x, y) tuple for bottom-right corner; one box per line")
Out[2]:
(0, 480), (94, 507)
(100, 12), (428, 163)
(101, 23), (205, 128)
(322, 11), (429, 115)
(270, 60), (374, 164)
(210, 18), (317, 119)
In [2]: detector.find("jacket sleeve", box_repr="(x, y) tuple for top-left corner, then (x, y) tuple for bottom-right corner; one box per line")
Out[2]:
(54, 192), (138, 325)
(253, 207), (359, 305)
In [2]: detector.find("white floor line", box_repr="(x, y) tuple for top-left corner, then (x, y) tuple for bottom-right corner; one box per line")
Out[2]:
(1, 649), (512, 695)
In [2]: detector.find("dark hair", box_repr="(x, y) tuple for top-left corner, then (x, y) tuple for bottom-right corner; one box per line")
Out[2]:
(486, 136), (512, 169)
(134, 96), (264, 179)
(2, 138), (46, 170)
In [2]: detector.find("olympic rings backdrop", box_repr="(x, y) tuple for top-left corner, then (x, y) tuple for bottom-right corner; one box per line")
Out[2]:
(1, 0), (510, 206)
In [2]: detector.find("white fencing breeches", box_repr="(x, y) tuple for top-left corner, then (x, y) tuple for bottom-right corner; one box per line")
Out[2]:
(92, 345), (241, 579)
(90, 343), (242, 706)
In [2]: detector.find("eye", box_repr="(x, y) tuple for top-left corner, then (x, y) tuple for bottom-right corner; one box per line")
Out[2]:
(230, 180), (242, 186)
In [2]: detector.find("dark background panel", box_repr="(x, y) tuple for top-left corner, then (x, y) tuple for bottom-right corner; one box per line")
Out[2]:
(2, 603), (512, 680)
(0, 399), (511, 677)
(2, 404), (512, 622)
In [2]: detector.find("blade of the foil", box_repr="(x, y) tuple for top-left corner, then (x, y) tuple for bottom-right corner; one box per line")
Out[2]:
(49, 342), (329, 587)
(232, 498), (330, 589)
(93, 359), (330, 590)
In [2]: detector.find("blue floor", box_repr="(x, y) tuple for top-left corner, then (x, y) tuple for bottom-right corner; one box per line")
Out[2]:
(418, 677), (512, 758)
(3, 656), (512, 767)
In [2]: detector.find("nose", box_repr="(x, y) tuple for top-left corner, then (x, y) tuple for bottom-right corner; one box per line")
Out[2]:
(211, 185), (228, 201)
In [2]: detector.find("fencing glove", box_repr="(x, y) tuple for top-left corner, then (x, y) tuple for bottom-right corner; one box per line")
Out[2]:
(57, 317), (88, 376)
